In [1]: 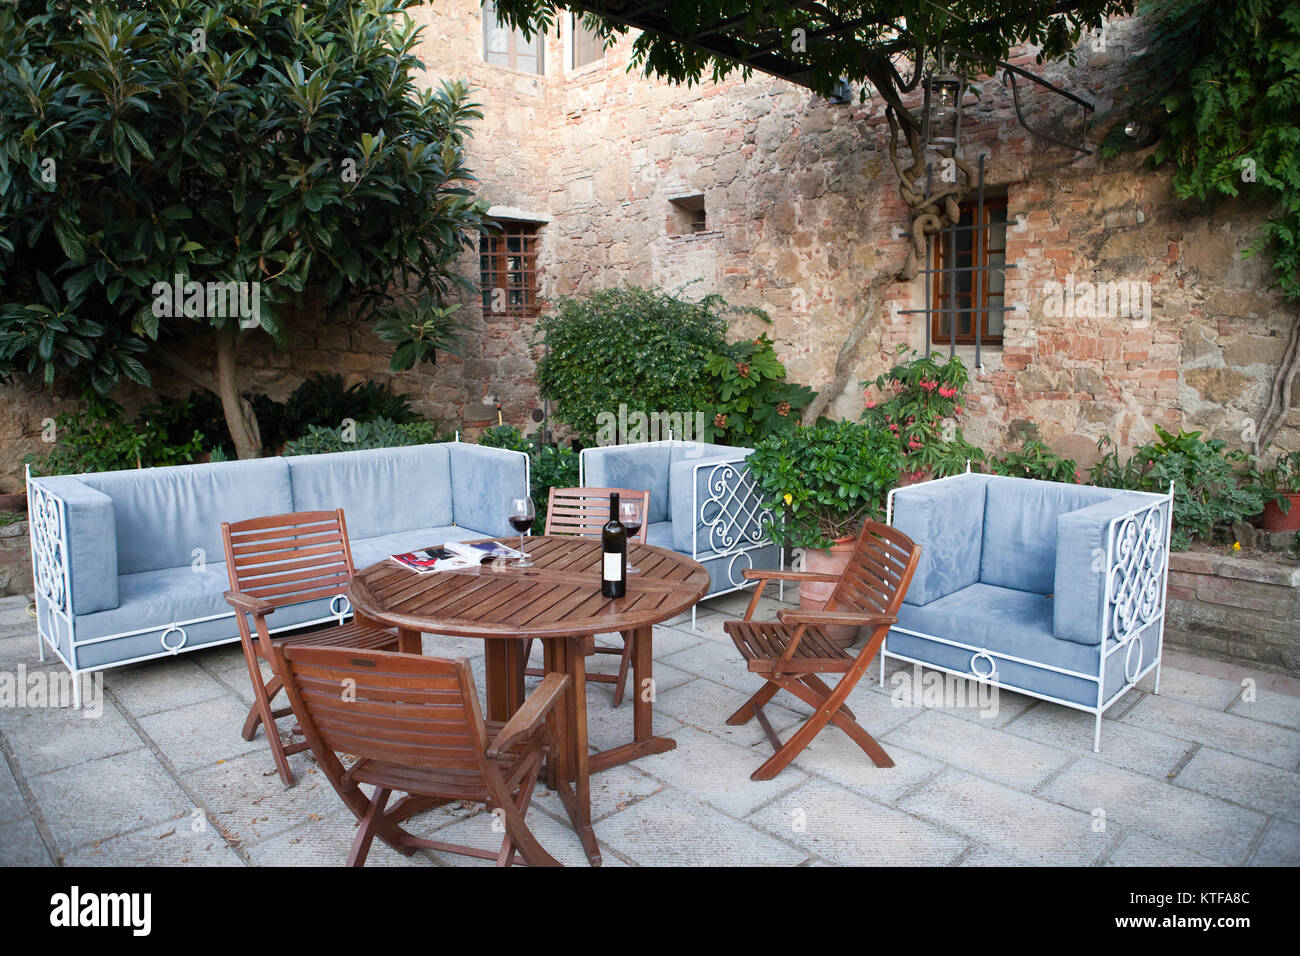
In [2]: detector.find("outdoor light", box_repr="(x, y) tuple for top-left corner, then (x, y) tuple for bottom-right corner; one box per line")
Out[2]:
(1122, 118), (1159, 147)
(922, 64), (963, 150)
(1123, 120), (1146, 139)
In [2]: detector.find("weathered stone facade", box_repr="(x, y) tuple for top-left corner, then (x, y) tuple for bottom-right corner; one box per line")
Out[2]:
(0, 4), (1296, 492)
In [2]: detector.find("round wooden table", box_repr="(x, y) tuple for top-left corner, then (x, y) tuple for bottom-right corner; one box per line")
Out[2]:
(348, 534), (709, 865)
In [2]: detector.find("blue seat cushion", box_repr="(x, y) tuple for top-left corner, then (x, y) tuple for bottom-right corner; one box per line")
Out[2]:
(287, 444), (453, 540)
(979, 478), (1120, 593)
(78, 458), (293, 575)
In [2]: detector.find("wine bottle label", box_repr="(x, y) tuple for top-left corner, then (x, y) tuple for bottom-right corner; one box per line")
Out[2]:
(603, 553), (621, 582)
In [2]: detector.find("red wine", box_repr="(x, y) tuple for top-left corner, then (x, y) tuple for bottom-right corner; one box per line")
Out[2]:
(621, 521), (641, 538)
(508, 515), (533, 534)
(602, 492), (627, 598)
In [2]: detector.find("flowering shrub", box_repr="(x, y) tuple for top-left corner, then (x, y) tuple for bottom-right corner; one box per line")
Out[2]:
(699, 333), (815, 446)
(860, 346), (970, 476)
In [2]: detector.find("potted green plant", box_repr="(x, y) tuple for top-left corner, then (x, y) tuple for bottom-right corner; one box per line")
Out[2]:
(860, 345), (970, 483)
(747, 419), (901, 646)
(1248, 449), (1300, 532)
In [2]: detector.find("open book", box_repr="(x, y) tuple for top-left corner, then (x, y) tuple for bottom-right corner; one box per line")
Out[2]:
(390, 540), (522, 574)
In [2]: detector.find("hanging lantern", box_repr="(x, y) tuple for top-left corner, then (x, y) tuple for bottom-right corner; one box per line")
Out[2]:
(922, 57), (963, 151)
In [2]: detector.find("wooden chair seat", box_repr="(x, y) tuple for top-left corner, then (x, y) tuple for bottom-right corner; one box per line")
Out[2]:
(269, 620), (399, 654)
(726, 620), (853, 673)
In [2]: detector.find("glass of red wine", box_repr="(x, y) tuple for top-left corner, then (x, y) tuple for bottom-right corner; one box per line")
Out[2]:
(508, 497), (535, 567)
(619, 499), (642, 574)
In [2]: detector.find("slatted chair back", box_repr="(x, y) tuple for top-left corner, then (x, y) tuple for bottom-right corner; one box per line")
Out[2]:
(824, 521), (918, 625)
(222, 509), (358, 614)
(279, 646), (490, 776)
(545, 487), (651, 543)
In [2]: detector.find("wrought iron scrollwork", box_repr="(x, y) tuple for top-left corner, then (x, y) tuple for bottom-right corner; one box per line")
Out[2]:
(700, 462), (773, 553)
(1107, 506), (1166, 644)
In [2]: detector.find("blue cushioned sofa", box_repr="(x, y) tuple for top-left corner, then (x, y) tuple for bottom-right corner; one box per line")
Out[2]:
(579, 439), (781, 623)
(884, 472), (1173, 750)
(26, 441), (529, 703)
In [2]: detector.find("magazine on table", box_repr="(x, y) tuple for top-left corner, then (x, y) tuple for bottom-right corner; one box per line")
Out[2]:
(390, 540), (522, 573)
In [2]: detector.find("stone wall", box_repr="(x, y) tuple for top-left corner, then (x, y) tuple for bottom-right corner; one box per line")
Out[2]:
(0, 520), (31, 599)
(1166, 552), (1300, 674)
(1, 4), (1296, 491)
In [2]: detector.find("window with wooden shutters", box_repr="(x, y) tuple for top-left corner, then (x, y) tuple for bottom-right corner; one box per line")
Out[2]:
(483, 1), (544, 74)
(931, 196), (1007, 345)
(571, 13), (604, 68)
(480, 222), (541, 319)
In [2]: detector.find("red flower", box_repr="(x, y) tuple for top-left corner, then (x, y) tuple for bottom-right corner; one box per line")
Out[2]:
(714, 413), (728, 428)
(736, 362), (751, 378)
(776, 401), (791, 416)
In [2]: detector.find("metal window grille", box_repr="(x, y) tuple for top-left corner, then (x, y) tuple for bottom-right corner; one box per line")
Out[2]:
(480, 222), (542, 319)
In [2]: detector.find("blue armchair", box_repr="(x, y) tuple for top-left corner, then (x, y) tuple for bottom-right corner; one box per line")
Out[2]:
(884, 472), (1173, 750)
(579, 439), (781, 624)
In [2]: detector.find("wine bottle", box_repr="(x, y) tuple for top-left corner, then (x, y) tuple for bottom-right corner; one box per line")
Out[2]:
(601, 492), (627, 598)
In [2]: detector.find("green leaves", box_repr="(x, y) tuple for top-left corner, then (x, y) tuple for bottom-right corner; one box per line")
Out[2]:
(699, 332), (815, 445)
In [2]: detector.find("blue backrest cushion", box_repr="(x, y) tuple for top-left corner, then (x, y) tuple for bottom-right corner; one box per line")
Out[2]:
(979, 477), (1120, 594)
(448, 442), (530, 537)
(286, 444), (452, 540)
(79, 458), (293, 574)
(892, 473), (991, 606)
(581, 443), (672, 523)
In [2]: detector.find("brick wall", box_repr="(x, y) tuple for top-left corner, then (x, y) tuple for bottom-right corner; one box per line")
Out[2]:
(1166, 552), (1300, 673)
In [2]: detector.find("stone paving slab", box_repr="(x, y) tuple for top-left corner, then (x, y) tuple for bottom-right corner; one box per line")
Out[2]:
(1043, 757), (1266, 865)
(1, 592), (1297, 867)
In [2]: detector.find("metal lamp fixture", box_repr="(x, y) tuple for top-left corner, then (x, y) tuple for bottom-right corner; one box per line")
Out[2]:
(922, 55), (963, 150)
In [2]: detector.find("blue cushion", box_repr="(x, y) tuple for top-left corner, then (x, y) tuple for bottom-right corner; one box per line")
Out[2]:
(697, 543), (782, 596)
(1054, 493), (1171, 646)
(78, 458), (293, 575)
(644, 520), (675, 550)
(31, 476), (119, 614)
(892, 474), (991, 606)
(581, 444), (671, 522)
(667, 452), (761, 554)
(979, 477), (1119, 593)
(448, 443), (530, 538)
(287, 444), (452, 540)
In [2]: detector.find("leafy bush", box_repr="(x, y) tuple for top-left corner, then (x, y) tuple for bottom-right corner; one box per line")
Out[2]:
(25, 392), (204, 476)
(747, 419), (902, 550)
(479, 425), (579, 533)
(861, 346), (970, 476)
(533, 286), (742, 440)
(922, 428), (987, 479)
(987, 439), (1080, 483)
(699, 333), (815, 445)
(283, 418), (443, 456)
(0, 511), (25, 527)
(138, 390), (233, 460)
(1090, 427), (1264, 550)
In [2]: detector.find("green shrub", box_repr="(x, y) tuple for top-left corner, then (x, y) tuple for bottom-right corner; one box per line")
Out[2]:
(533, 285), (740, 440)
(283, 418), (443, 456)
(699, 333), (815, 445)
(1245, 448), (1300, 514)
(24, 392), (204, 476)
(747, 419), (902, 551)
(139, 390), (234, 460)
(987, 439), (1080, 483)
(1090, 426), (1263, 550)
(479, 424), (579, 533)
(0, 511), (24, 527)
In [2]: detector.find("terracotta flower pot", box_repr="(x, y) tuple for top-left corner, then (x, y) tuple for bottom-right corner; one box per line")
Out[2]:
(799, 535), (859, 648)
(1260, 493), (1300, 532)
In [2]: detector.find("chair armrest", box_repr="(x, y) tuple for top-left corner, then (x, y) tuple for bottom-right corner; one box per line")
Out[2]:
(224, 589), (276, 617)
(487, 672), (571, 759)
(449, 442), (530, 537)
(742, 568), (839, 583)
(28, 476), (119, 615)
(778, 610), (897, 628)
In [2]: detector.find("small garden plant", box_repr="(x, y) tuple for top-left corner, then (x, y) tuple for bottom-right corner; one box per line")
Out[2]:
(699, 333), (815, 445)
(860, 345), (969, 479)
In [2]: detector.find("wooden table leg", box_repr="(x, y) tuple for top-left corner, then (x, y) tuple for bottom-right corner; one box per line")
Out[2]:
(588, 624), (676, 773)
(484, 640), (526, 723)
(397, 627), (422, 655)
(550, 635), (600, 866)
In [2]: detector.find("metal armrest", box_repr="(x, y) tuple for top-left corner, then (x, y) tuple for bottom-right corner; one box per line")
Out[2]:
(487, 672), (571, 758)
(224, 589), (275, 617)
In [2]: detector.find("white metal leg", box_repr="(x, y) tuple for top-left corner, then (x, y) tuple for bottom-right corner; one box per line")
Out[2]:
(1092, 713), (1102, 752)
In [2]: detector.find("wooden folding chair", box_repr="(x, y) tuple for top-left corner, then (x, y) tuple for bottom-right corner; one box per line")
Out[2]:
(521, 486), (651, 707)
(723, 520), (920, 781)
(273, 643), (568, 867)
(222, 509), (399, 786)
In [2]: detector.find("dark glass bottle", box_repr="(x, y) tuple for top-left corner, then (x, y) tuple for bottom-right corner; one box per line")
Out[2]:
(601, 492), (627, 598)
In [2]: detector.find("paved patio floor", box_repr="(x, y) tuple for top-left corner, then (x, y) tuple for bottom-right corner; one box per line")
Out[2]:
(1, 592), (1297, 867)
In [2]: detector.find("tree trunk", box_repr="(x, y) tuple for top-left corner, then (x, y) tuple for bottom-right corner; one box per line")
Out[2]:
(215, 329), (262, 459)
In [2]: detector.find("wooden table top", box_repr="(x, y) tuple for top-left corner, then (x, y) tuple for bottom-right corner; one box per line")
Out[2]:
(349, 535), (710, 639)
